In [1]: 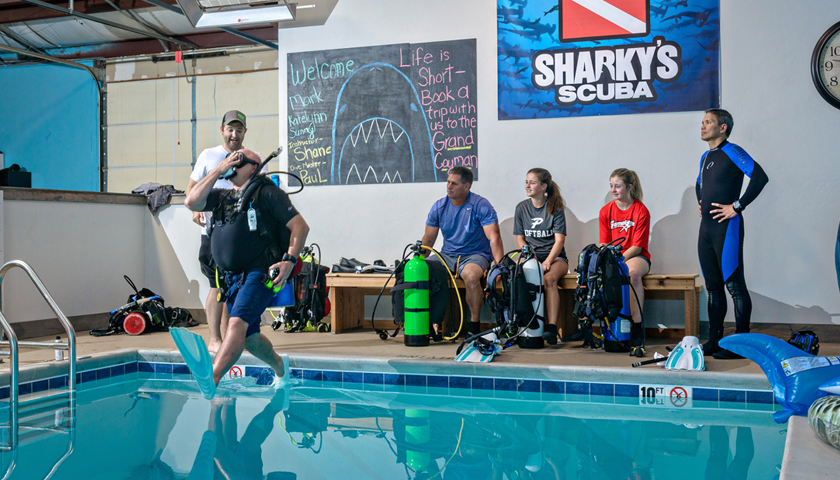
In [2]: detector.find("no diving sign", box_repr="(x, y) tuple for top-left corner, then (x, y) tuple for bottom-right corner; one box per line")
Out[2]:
(639, 384), (693, 408)
(221, 365), (245, 381)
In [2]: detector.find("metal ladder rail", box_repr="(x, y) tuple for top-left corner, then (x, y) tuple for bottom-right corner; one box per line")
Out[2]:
(0, 260), (77, 459)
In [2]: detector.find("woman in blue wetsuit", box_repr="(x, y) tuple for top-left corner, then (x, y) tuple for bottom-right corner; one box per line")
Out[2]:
(697, 109), (768, 359)
(513, 168), (568, 345)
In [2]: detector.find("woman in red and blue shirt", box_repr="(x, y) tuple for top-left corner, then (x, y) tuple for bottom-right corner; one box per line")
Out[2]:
(599, 168), (650, 346)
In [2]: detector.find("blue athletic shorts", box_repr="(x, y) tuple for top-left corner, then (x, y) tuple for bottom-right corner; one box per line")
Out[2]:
(225, 269), (274, 338)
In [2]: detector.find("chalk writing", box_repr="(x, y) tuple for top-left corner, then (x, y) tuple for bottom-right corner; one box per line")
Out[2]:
(289, 57), (356, 86)
(287, 40), (477, 186)
(412, 44), (478, 177)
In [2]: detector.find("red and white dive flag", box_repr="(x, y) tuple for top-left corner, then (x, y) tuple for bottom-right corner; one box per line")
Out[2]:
(559, 0), (650, 42)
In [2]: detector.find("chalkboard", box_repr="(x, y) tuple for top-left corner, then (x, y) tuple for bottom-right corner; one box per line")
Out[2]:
(287, 39), (478, 186)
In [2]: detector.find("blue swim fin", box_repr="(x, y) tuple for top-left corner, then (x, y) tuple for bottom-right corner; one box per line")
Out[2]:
(186, 430), (216, 480)
(170, 327), (216, 400)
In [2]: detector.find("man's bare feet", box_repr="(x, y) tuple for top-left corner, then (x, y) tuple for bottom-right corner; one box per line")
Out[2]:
(207, 339), (222, 354)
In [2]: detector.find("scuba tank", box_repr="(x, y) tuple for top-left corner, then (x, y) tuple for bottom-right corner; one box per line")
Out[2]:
(518, 252), (545, 349)
(403, 247), (430, 347)
(601, 256), (633, 352)
(404, 409), (432, 474)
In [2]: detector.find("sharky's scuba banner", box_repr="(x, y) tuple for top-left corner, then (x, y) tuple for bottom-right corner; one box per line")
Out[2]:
(498, 0), (720, 119)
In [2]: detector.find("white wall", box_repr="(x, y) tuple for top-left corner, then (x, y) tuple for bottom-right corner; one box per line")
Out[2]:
(276, 0), (840, 326)
(144, 203), (207, 311)
(1, 199), (146, 323)
(1, 196), (205, 324)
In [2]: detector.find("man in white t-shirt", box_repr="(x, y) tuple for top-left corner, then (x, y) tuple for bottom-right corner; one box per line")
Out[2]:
(186, 110), (252, 353)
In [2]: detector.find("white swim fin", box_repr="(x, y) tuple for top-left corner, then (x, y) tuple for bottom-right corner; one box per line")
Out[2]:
(665, 336), (705, 371)
(455, 332), (501, 363)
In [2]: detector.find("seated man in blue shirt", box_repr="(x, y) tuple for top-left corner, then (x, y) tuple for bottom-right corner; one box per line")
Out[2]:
(422, 166), (504, 338)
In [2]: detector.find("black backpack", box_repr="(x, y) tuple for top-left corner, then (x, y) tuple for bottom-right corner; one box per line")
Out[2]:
(165, 307), (199, 329)
(573, 240), (632, 328)
(283, 258), (330, 330)
(210, 175), (291, 271)
(91, 276), (196, 336)
(484, 254), (541, 330)
(391, 258), (450, 327)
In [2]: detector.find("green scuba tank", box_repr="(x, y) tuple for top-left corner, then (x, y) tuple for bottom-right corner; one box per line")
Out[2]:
(403, 254), (430, 346)
(405, 409), (431, 473)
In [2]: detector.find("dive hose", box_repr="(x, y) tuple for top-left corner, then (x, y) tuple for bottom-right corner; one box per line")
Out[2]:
(370, 243), (466, 342)
(455, 247), (543, 354)
(419, 245), (464, 341)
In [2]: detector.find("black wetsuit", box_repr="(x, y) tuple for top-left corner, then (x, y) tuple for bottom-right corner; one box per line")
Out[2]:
(695, 140), (768, 346)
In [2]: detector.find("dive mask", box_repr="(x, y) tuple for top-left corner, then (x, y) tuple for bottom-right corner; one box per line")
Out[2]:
(219, 152), (258, 180)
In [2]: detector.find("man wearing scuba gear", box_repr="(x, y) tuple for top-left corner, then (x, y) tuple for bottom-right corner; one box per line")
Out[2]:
(185, 148), (309, 387)
(696, 109), (768, 360)
(187, 110), (263, 354)
(422, 166), (504, 339)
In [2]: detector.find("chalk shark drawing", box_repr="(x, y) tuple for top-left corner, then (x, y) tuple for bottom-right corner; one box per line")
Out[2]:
(331, 63), (434, 185)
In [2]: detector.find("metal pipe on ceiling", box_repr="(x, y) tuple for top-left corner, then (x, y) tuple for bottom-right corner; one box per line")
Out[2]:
(219, 27), (277, 50)
(105, 44), (276, 64)
(18, 0), (196, 49)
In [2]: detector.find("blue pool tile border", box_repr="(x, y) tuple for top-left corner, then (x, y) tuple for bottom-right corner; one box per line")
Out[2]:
(3, 360), (779, 411)
(449, 376), (470, 389)
(567, 381), (589, 395)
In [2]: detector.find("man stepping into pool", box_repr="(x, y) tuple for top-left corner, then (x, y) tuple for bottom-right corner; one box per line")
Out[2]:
(183, 148), (309, 396)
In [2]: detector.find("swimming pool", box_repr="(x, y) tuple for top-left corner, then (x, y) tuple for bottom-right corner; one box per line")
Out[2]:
(0, 352), (785, 480)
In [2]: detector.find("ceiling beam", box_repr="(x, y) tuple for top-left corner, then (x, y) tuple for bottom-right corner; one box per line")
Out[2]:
(0, 24), (276, 60)
(219, 26), (276, 50)
(0, 42), (101, 91)
(0, 0), (178, 24)
(0, 23), (45, 53)
(17, 0), (195, 48)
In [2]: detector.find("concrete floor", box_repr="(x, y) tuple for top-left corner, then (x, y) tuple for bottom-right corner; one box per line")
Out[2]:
(8, 321), (839, 376)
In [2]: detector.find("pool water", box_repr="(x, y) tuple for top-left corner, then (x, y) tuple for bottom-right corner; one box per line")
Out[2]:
(0, 375), (785, 480)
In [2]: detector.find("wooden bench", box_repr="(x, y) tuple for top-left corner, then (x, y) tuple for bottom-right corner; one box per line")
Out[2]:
(326, 273), (701, 337)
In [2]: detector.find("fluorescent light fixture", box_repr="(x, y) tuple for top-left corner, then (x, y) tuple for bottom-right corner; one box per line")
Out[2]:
(175, 0), (296, 28)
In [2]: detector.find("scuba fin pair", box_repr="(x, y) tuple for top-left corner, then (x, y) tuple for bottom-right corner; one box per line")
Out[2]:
(455, 331), (502, 363)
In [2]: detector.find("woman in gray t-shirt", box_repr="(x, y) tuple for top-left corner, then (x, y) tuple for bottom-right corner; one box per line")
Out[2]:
(513, 168), (568, 345)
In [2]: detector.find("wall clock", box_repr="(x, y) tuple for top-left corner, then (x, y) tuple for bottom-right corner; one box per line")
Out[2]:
(812, 21), (840, 109)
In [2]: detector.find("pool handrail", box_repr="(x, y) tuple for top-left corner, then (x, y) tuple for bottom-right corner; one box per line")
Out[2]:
(0, 260), (77, 458)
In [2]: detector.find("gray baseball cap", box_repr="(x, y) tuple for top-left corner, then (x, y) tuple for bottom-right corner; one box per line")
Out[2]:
(221, 110), (246, 127)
